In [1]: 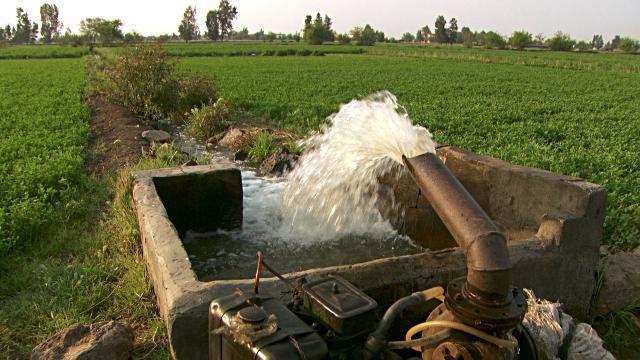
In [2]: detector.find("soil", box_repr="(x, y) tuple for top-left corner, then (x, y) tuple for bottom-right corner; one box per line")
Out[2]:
(86, 97), (151, 175)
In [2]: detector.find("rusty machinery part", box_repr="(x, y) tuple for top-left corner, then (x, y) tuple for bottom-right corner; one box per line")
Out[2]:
(362, 287), (445, 359)
(253, 251), (295, 294)
(402, 153), (527, 331)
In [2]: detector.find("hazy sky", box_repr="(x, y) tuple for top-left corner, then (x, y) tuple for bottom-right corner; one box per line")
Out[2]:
(1, 1), (638, 41)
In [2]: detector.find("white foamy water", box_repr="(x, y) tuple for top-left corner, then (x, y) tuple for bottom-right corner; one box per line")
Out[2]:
(280, 91), (436, 243)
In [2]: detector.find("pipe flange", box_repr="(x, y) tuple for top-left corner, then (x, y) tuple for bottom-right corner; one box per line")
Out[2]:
(444, 277), (527, 332)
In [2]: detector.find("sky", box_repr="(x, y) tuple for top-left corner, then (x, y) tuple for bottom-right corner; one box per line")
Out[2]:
(1, 0), (639, 41)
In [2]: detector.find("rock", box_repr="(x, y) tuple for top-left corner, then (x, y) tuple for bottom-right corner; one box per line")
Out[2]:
(234, 150), (248, 161)
(599, 245), (611, 258)
(634, 246), (640, 255)
(32, 321), (134, 360)
(259, 147), (297, 176)
(141, 129), (170, 143)
(595, 252), (640, 315)
(206, 136), (218, 149)
(219, 128), (251, 151)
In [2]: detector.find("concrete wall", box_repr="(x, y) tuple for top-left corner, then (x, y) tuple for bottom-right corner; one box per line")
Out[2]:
(132, 147), (607, 359)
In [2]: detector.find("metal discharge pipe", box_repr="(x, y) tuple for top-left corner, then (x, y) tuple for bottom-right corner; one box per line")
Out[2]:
(402, 153), (512, 308)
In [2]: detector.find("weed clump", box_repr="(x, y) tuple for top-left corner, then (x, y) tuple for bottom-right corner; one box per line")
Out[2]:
(247, 131), (276, 163)
(185, 98), (233, 141)
(90, 45), (217, 122)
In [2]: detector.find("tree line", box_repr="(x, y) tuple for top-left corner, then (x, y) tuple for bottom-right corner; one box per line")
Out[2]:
(1, 3), (638, 54)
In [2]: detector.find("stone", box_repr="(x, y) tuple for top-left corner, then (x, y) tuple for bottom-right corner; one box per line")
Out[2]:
(219, 128), (251, 151)
(259, 147), (297, 176)
(634, 246), (640, 255)
(595, 252), (640, 315)
(31, 321), (134, 360)
(141, 129), (170, 143)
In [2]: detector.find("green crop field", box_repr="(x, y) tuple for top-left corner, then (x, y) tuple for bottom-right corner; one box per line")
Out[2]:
(0, 59), (89, 252)
(0, 45), (90, 59)
(181, 54), (640, 249)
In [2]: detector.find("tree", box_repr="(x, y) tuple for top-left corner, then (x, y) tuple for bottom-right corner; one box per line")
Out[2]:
(350, 24), (376, 46)
(591, 34), (603, 49)
(336, 33), (350, 45)
(448, 18), (458, 44)
(12, 7), (38, 44)
(434, 16), (447, 43)
(124, 31), (143, 44)
(575, 40), (591, 51)
(461, 27), (473, 48)
(416, 30), (424, 42)
(303, 12), (333, 44)
(375, 31), (385, 43)
(266, 32), (277, 42)
(509, 30), (532, 50)
(39, 3), (61, 43)
(483, 31), (506, 49)
(534, 33), (545, 45)
(80, 18), (123, 45)
(611, 35), (621, 49)
(178, 6), (199, 42)
(619, 38), (640, 53)
(422, 25), (432, 41)
(547, 31), (575, 51)
(205, 10), (220, 41)
(217, 0), (238, 40)
(402, 32), (415, 42)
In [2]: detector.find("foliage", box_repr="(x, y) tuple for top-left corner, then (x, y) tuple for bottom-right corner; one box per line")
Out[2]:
(79, 18), (123, 45)
(11, 7), (39, 44)
(183, 53), (640, 249)
(351, 24), (377, 46)
(575, 40), (592, 51)
(434, 15), (448, 43)
(0, 45), (89, 59)
(610, 35), (621, 49)
(303, 13), (334, 45)
(619, 38), (639, 54)
(178, 6), (199, 42)
(39, 3), (62, 43)
(482, 31), (506, 49)
(509, 30), (532, 50)
(123, 31), (143, 44)
(448, 18), (458, 44)
(185, 98), (233, 141)
(205, 10), (220, 41)
(461, 27), (473, 48)
(592, 35), (604, 49)
(247, 131), (276, 162)
(216, 0), (238, 40)
(336, 33), (351, 45)
(401, 32), (415, 42)
(0, 59), (88, 252)
(547, 31), (575, 51)
(91, 45), (217, 121)
(0, 144), (193, 357)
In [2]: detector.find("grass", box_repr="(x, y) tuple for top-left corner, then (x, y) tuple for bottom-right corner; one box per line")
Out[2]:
(0, 59), (89, 253)
(0, 144), (187, 358)
(247, 131), (277, 162)
(181, 54), (640, 249)
(0, 45), (90, 59)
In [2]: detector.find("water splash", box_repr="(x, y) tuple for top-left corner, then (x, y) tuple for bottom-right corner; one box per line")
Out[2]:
(280, 91), (436, 243)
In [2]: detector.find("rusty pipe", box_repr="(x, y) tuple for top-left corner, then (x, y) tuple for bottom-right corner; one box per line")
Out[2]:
(402, 152), (512, 304)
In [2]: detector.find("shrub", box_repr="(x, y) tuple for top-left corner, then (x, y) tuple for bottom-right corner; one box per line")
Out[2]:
(509, 31), (532, 50)
(247, 131), (276, 162)
(619, 38), (639, 54)
(483, 31), (506, 49)
(548, 32), (576, 51)
(185, 98), (233, 141)
(92, 45), (217, 122)
(336, 33), (351, 45)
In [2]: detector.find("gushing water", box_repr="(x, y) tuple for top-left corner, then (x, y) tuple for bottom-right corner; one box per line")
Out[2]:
(184, 91), (438, 279)
(281, 91), (436, 242)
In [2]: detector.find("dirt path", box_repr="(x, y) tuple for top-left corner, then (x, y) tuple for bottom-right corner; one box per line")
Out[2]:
(86, 97), (151, 175)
